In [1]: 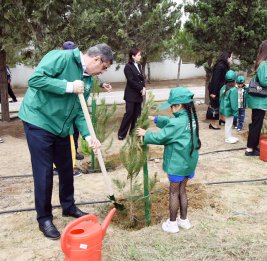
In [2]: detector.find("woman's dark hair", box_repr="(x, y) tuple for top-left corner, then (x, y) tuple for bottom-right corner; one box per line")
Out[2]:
(214, 51), (232, 70)
(223, 81), (236, 96)
(254, 40), (267, 72)
(183, 102), (201, 156)
(128, 47), (141, 63)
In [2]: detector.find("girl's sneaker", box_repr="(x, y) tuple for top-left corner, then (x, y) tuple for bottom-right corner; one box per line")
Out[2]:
(162, 219), (179, 233)
(177, 218), (192, 229)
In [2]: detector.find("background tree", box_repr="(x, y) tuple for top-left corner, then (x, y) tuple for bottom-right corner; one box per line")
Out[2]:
(101, 0), (182, 80)
(184, 0), (267, 102)
(0, 0), (73, 121)
(165, 28), (199, 85)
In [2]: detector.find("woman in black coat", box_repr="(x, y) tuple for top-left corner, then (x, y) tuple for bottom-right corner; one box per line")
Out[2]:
(118, 48), (145, 140)
(208, 51), (232, 129)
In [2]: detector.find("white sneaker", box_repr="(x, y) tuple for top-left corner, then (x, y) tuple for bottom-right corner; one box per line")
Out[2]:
(162, 219), (179, 233)
(225, 137), (239, 144)
(177, 218), (192, 229)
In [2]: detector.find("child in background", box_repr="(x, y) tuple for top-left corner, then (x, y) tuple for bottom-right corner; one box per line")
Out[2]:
(137, 87), (201, 233)
(220, 70), (238, 144)
(235, 75), (247, 131)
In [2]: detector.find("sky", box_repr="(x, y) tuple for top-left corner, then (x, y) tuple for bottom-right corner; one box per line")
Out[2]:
(174, 0), (193, 25)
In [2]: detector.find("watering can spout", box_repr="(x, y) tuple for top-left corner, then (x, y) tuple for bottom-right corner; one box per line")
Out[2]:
(102, 208), (116, 238)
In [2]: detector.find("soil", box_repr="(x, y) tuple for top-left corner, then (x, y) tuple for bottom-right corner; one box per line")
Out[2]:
(1, 79), (267, 261)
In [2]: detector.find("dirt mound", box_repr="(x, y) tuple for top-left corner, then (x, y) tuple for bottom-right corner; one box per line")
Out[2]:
(108, 182), (221, 230)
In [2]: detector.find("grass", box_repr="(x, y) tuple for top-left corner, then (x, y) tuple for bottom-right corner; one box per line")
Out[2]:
(104, 218), (267, 260)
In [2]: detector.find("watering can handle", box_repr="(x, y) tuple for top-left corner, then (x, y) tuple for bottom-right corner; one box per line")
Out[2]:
(61, 214), (98, 254)
(78, 93), (114, 196)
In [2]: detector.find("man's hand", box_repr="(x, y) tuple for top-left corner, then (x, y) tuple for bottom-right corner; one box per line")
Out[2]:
(102, 83), (112, 92)
(136, 128), (146, 137)
(86, 136), (101, 153)
(73, 80), (84, 93)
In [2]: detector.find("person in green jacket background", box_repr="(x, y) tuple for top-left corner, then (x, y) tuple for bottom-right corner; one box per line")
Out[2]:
(219, 70), (239, 144)
(246, 40), (267, 156)
(18, 43), (113, 240)
(137, 87), (201, 233)
(233, 75), (247, 131)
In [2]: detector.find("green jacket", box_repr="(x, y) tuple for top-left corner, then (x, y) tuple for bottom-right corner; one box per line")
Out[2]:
(219, 85), (238, 117)
(144, 110), (199, 176)
(19, 48), (92, 138)
(247, 61), (267, 109)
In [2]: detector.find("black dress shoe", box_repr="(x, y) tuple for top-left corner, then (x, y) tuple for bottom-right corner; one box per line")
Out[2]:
(62, 206), (88, 218)
(219, 119), (225, 126)
(39, 220), (60, 240)
(76, 152), (84, 160)
(245, 150), (260, 156)
(209, 124), (220, 130)
(118, 136), (124, 140)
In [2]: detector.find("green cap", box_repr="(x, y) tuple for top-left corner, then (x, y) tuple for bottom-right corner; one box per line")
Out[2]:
(159, 87), (194, 110)
(236, 75), (245, 84)
(225, 70), (236, 82)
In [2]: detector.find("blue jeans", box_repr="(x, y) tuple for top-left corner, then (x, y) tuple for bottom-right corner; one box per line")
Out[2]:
(237, 108), (245, 130)
(234, 108), (245, 129)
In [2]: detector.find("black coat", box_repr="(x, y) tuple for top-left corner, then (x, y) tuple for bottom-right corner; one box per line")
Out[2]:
(209, 61), (229, 97)
(123, 62), (145, 103)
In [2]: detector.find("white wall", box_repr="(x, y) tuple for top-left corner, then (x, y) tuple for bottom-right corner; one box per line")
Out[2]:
(10, 59), (205, 87)
(147, 59), (205, 81)
(10, 64), (34, 87)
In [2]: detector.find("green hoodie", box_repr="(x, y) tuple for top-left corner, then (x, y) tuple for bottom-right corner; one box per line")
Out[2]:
(144, 110), (199, 176)
(219, 85), (238, 117)
(19, 48), (92, 138)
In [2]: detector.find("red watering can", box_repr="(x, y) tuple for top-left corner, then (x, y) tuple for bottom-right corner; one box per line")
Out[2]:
(61, 208), (116, 261)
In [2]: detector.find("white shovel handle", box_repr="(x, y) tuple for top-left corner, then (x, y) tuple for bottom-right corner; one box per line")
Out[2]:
(78, 93), (114, 196)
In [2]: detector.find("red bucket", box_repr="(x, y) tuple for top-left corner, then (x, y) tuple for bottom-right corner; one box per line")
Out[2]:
(260, 138), (267, 162)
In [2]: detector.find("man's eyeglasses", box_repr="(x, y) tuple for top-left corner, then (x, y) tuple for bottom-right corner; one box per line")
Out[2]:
(100, 58), (109, 70)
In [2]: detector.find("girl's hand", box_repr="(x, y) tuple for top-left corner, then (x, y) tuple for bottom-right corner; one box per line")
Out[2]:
(136, 128), (146, 137)
(148, 116), (155, 121)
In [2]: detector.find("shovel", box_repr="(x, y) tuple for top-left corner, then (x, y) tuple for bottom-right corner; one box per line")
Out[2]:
(78, 93), (125, 210)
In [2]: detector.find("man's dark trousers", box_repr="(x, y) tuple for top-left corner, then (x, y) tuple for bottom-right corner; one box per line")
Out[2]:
(23, 122), (75, 225)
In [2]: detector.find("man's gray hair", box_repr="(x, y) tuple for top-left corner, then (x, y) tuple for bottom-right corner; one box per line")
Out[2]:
(87, 43), (113, 64)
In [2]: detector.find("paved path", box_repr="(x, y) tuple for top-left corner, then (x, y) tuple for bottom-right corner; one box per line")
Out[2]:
(1, 86), (205, 115)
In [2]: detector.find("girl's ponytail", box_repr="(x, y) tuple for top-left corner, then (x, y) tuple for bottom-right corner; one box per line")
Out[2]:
(184, 102), (201, 156)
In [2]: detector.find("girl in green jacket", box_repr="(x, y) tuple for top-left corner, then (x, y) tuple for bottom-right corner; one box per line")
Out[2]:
(219, 70), (239, 144)
(137, 87), (201, 233)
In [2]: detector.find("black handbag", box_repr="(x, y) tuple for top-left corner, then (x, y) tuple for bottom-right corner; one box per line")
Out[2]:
(206, 104), (219, 120)
(248, 81), (267, 97)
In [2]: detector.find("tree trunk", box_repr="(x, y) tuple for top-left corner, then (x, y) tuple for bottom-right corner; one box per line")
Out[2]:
(147, 63), (151, 83)
(0, 50), (10, 122)
(204, 57), (213, 105)
(177, 57), (182, 85)
(141, 56), (147, 81)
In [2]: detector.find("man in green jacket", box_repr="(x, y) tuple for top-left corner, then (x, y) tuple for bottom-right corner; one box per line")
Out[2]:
(19, 43), (113, 240)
